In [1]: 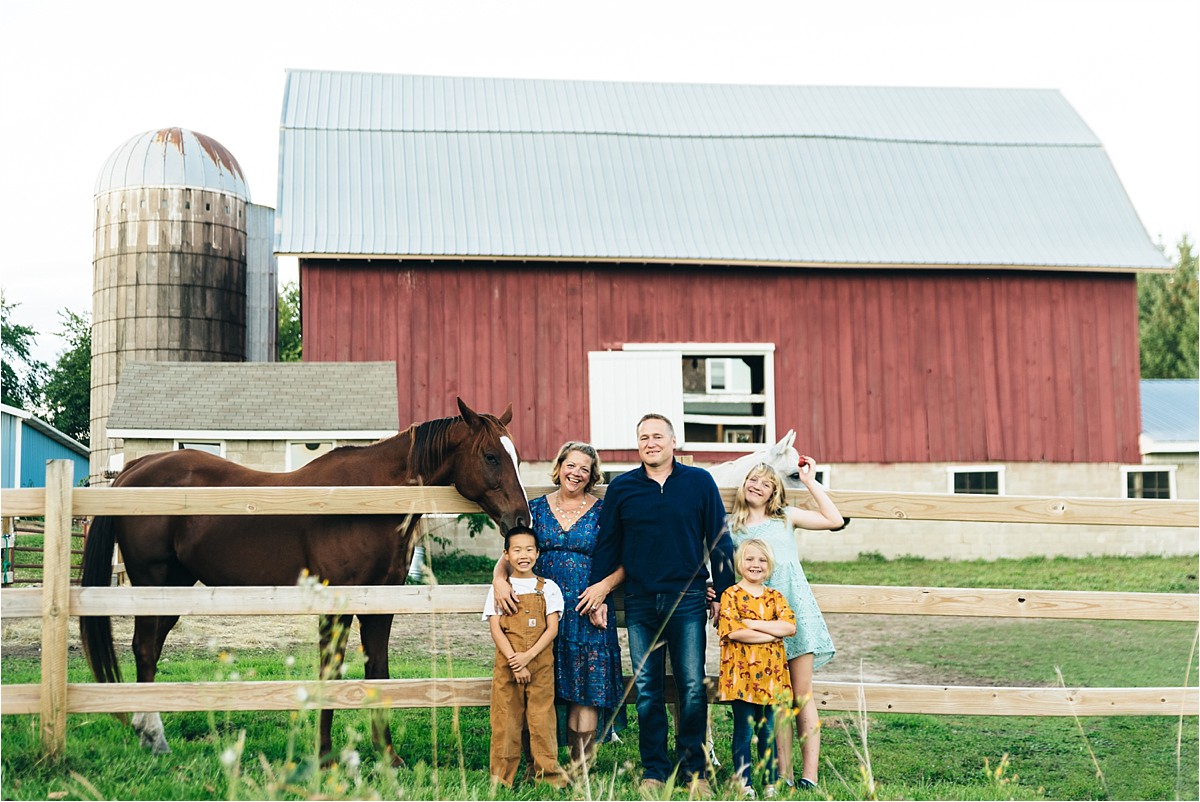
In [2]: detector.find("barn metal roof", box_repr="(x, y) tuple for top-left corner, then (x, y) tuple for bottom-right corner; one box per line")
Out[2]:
(107, 362), (399, 436)
(1140, 379), (1199, 451)
(276, 70), (1167, 271)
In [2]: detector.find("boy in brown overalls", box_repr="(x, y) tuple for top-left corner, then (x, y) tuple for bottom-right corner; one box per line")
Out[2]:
(482, 526), (569, 789)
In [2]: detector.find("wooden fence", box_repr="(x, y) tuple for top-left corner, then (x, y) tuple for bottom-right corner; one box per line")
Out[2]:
(2, 460), (1197, 760)
(2, 517), (86, 585)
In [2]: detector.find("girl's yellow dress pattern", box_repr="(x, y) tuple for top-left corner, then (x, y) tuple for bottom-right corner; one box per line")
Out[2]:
(718, 586), (796, 704)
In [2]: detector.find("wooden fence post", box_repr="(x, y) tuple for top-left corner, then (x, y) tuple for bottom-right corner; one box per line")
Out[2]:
(40, 459), (73, 759)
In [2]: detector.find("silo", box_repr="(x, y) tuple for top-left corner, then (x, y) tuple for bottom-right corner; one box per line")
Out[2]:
(90, 128), (250, 485)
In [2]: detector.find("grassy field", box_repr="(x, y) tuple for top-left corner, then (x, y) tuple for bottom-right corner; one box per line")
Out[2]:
(1, 553), (1196, 800)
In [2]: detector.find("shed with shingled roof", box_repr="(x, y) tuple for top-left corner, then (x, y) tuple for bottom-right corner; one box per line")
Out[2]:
(107, 361), (398, 473)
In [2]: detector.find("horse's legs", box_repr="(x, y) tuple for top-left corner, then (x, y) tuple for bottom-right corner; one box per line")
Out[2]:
(130, 614), (180, 755)
(359, 613), (403, 767)
(318, 614), (354, 762)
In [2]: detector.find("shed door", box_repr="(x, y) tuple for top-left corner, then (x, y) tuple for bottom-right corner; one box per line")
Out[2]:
(588, 351), (684, 450)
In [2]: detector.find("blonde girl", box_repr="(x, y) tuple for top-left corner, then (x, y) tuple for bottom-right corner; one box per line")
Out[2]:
(718, 538), (796, 797)
(728, 461), (843, 790)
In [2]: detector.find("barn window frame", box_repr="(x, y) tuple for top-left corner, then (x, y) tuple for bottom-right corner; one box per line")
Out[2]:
(1120, 465), (1176, 500)
(589, 343), (776, 453)
(947, 465), (1005, 495)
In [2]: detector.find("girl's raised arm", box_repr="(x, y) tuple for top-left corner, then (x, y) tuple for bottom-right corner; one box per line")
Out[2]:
(786, 456), (844, 531)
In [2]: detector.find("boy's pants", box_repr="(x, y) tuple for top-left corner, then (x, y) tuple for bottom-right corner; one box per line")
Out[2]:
(489, 587), (567, 787)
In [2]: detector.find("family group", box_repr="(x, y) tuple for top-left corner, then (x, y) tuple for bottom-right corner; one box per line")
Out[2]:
(482, 414), (844, 798)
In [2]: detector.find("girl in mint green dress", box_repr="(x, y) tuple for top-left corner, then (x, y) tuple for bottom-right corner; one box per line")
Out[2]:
(727, 459), (844, 791)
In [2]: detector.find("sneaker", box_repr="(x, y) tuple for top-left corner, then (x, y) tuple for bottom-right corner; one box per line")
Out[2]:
(798, 777), (818, 791)
(639, 778), (666, 798)
(688, 778), (714, 799)
(739, 786), (757, 799)
(764, 784), (777, 799)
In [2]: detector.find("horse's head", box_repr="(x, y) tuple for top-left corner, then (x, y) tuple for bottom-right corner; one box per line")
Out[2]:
(760, 429), (804, 490)
(706, 429), (804, 490)
(450, 398), (531, 535)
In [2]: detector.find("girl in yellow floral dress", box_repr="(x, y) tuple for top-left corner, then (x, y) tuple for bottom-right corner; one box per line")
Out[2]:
(718, 539), (797, 798)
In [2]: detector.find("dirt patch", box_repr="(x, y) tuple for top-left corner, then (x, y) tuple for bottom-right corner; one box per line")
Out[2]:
(2, 608), (993, 688)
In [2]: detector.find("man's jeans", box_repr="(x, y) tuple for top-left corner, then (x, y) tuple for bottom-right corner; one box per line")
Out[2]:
(625, 587), (710, 782)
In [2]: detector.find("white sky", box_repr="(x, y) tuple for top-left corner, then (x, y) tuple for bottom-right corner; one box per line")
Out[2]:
(2, 0), (1196, 365)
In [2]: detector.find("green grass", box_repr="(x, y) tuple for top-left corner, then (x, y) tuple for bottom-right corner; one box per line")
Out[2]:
(804, 552), (1199, 594)
(2, 553), (1197, 800)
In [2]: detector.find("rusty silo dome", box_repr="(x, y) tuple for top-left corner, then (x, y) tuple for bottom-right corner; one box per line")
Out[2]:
(94, 127), (249, 199)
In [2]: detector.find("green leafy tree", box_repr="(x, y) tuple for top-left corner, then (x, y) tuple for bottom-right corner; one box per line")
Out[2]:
(42, 309), (91, 445)
(277, 280), (302, 362)
(1, 290), (47, 410)
(1139, 235), (1199, 378)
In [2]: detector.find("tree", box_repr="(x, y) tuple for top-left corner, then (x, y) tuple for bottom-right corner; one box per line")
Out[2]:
(42, 309), (91, 445)
(1139, 235), (1199, 379)
(278, 280), (302, 362)
(1, 289), (47, 410)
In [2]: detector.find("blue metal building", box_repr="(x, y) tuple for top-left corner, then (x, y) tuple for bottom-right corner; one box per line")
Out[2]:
(1, 404), (90, 488)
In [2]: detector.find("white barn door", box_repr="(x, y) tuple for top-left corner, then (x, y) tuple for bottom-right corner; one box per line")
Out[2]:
(588, 350), (685, 450)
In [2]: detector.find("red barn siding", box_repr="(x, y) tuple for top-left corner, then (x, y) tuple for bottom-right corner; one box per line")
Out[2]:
(301, 261), (1141, 465)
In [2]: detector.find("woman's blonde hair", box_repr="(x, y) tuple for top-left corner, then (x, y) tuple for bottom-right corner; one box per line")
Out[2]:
(727, 463), (789, 533)
(734, 538), (776, 581)
(549, 441), (603, 492)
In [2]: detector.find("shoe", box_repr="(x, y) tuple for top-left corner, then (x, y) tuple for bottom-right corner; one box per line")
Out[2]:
(688, 778), (713, 799)
(739, 785), (757, 799)
(764, 784), (777, 799)
(798, 777), (818, 791)
(639, 778), (666, 798)
(782, 778), (796, 789)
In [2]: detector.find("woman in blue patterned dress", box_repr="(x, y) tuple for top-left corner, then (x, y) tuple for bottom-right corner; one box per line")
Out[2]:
(727, 460), (843, 791)
(491, 441), (624, 773)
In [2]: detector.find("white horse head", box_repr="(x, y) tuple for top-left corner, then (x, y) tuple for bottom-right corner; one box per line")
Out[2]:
(705, 429), (803, 489)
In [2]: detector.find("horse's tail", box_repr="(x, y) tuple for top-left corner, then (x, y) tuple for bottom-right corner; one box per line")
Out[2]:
(80, 515), (122, 684)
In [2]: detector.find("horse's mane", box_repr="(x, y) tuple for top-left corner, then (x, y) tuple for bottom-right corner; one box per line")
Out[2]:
(407, 413), (505, 480)
(287, 412), (506, 483)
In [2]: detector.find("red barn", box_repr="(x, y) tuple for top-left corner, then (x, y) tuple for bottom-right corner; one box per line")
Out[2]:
(276, 72), (1179, 553)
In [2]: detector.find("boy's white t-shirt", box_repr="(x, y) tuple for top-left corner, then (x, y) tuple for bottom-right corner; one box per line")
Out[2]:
(482, 576), (565, 620)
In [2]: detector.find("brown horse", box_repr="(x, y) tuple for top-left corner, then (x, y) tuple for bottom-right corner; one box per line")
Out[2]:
(80, 398), (529, 766)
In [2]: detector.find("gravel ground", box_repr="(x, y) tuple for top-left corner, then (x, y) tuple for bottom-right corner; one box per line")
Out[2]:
(2, 607), (960, 686)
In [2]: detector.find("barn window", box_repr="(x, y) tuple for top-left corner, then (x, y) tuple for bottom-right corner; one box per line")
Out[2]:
(176, 441), (223, 456)
(948, 466), (1004, 495)
(588, 344), (775, 452)
(1121, 466), (1175, 499)
(288, 441), (336, 470)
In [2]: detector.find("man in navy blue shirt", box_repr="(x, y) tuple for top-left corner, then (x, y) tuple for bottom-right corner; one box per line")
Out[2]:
(582, 413), (734, 796)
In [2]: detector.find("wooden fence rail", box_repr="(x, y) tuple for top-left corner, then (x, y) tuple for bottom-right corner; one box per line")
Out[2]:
(1, 461), (1197, 761)
(3, 485), (1197, 527)
(2, 583), (1196, 622)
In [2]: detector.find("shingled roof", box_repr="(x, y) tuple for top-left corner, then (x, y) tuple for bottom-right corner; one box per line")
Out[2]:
(107, 362), (399, 437)
(277, 71), (1167, 272)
